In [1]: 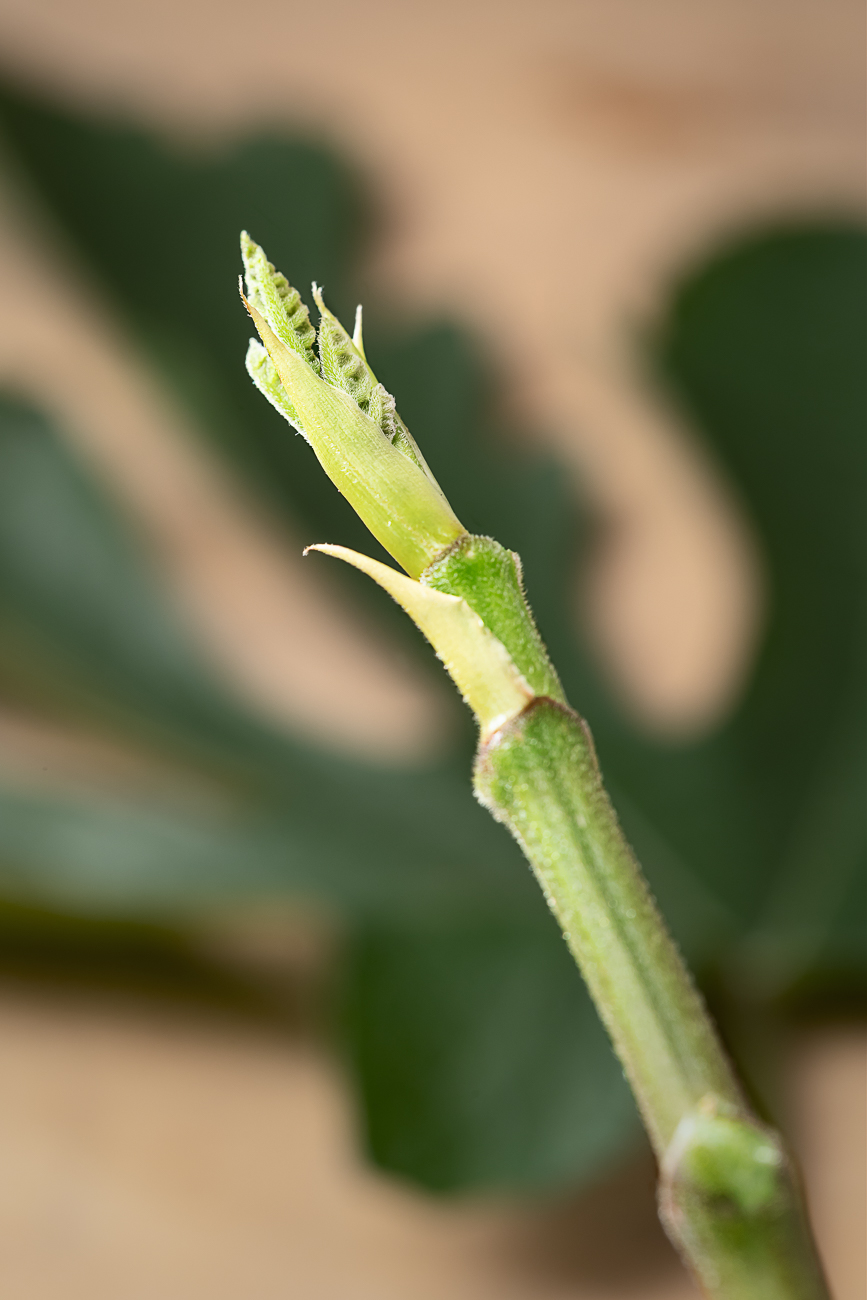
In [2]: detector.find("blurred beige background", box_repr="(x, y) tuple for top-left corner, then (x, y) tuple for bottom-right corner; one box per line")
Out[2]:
(0, 1), (863, 1296)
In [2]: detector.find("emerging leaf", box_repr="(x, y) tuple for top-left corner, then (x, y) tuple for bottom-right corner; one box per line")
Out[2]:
(313, 282), (379, 412)
(240, 230), (319, 371)
(312, 283), (444, 491)
(241, 255), (466, 577)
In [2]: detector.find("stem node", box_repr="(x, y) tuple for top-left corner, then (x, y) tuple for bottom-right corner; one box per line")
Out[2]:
(660, 1100), (828, 1299)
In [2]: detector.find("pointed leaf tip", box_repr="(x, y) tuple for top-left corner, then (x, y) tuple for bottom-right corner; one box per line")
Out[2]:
(306, 544), (533, 735)
(240, 232), (319, 373)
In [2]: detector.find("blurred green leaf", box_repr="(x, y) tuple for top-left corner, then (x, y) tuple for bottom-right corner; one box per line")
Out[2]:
(343, 918), (641, 1193)
(0, 81), (862, 1198)
(0, 397), (551, 924)
(650, 226), (867, 989)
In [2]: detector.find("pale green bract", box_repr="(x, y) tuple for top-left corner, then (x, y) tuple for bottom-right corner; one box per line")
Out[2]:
(245, 338), (308, 441)
(306, 543), (534, 738)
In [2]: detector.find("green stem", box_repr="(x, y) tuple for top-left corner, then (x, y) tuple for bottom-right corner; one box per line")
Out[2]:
(474, 699), (740, 1148)
(426, 538), (829, 1300)
(473, 700), (828, 1299)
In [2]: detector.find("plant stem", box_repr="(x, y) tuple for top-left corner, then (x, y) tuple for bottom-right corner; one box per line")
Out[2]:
(474, 696), (829, 1299)
(239, 245), (829, 1296)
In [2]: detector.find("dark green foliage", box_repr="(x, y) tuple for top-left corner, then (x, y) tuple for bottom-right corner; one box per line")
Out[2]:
(647, 226), (867, 987)
(0, 399), (549, 923)
(0, 80), (862, 1194)
(343, 918), (640, 1192)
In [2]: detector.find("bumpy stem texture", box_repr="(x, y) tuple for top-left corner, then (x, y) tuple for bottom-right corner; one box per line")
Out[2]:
(474, 699), (742, 1146)
(473, 697), (828, 1299)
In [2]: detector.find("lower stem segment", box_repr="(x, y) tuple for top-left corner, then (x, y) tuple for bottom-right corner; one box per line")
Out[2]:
(474, 697), (828, 1300)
